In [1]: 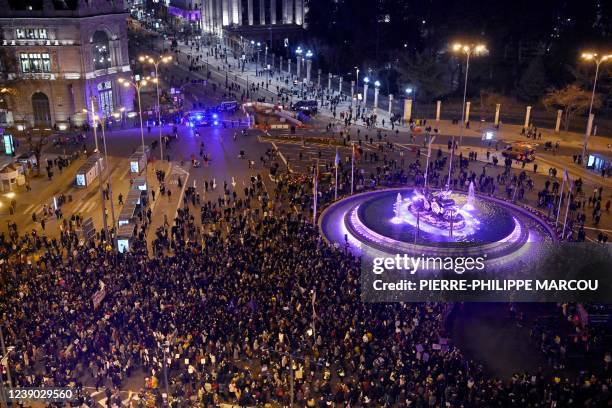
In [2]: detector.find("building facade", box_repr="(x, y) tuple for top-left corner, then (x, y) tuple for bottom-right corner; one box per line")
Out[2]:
(201, 0), (304, 36)
(0, 0), (134, 129)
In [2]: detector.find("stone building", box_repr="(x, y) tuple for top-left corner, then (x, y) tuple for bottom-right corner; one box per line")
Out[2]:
(0, 0), (134, 129)
(200, 0), (304, 36)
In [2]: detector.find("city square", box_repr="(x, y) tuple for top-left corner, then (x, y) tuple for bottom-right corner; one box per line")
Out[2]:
(0, 0), (611, 406)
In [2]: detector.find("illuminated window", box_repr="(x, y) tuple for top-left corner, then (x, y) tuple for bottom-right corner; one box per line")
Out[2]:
(92, 31), (111, 70)
(20, 53), (51, 73)
(16, 28), (48, 39)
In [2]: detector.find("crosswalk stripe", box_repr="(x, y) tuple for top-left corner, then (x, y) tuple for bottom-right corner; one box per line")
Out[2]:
(23, 204), (35, 214)
(84, 202), (97, 213)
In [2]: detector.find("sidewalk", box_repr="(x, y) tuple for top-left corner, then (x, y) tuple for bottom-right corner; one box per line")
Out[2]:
(171, 36), (612, 157)
(146, 163), (189, 251)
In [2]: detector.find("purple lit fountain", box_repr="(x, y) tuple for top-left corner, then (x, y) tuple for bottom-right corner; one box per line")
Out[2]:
(319, 187), (557, 262)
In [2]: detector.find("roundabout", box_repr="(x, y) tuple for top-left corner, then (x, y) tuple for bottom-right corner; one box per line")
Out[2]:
(320, 185), (558, 263)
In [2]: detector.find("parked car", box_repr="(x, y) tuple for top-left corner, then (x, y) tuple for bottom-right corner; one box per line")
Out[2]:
(218, 101), (239, 113)
(290, 100), (318, 115)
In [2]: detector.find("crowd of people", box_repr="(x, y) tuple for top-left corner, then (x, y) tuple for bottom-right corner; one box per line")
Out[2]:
(1, 151), (611, 407)
(0, 27), (610, 408)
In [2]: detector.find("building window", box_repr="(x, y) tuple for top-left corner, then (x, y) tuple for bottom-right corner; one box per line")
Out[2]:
(20, 53), (51, 73)
(92, 31), (111, 70)
(16, 28), (48, 40)
(97, 81), (114, 116)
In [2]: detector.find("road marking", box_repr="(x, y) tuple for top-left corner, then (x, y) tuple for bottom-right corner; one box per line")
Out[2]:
(580, 226), (612, 233)
(22, 204), (36, 214)
(270, 141), (293, 173)
(174, 170), (190, 221)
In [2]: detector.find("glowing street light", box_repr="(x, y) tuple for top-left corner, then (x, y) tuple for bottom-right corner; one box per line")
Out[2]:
(139, 54), (173, 162)
(118, 76), (150, 185)
(353, 67), (360, 109)
(83, 106), (119, 237)
(405, 87), (413, 95)
(305, 50), (314, 83)
(363, 76), (370, 106)
(580, 52), (612, 165)
(446, 41), (489, 189)
(373, 80), (381, 109)
(295, 46), (304, 78)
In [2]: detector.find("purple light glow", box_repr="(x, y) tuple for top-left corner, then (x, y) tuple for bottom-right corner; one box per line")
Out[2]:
(319, 188), (556, 262)
(168, 6), (201, 21)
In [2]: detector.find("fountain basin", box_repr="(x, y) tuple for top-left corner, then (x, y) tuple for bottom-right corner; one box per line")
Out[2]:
(320, 188), (556, 261)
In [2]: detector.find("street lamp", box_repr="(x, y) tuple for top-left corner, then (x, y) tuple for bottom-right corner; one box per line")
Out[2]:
(446, 41), (488, 189)
(580, 52), (612, 165)
(82, 104), (109, 240)
(85, 107), (118, 239)
(139, 54), (173, 162)
(405, 87), (415, 116)
(305, 49), (313, 84)
(363, 76), (370, 106)
(295, 46), (303, 78)
(118, 76), (150, 187)
(373, 80), (381, 110)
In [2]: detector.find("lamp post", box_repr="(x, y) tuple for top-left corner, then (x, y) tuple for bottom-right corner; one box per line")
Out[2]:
(139, 54), (173, 162)
(363, 77), (370, 107)
(373, 80), (381, 110)
(405, 87), (413, 101)
(296, 46), (303, 78)
(83, 99), (109, 241)
(118, 77), (150, 187)
(446, 42), (488, 189)
(305, 49), (313, 84)
(99, 111), (117, 238)
(404, 88), (414, 124)
(580, 52), (611, 165)
(256, 42), (261, 73)
(354, 67), (360, 108)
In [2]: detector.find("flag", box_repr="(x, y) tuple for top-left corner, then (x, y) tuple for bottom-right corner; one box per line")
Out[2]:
(334, 148), (340, 167)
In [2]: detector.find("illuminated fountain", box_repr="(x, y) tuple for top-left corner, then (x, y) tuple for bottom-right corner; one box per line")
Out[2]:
(319, 187), (557, 262)
(465, 181), (476, 211)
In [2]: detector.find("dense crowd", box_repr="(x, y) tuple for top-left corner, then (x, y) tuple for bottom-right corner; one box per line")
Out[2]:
(0, 28), (609, 408)
(1, 162), (611, 407)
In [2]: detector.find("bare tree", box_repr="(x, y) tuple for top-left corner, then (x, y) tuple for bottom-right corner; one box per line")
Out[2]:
(542, 84), (601, 131)
(397, 52), (447, 101)
(480, 91), (518, 118)
(25, 131), (49, 176)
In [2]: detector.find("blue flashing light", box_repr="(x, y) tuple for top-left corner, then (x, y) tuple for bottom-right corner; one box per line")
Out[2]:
(196, 114), (203, 120)
(213, 121), (219, 126)
(189, 122), (194, 128)
(212, 113), (218, 119)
